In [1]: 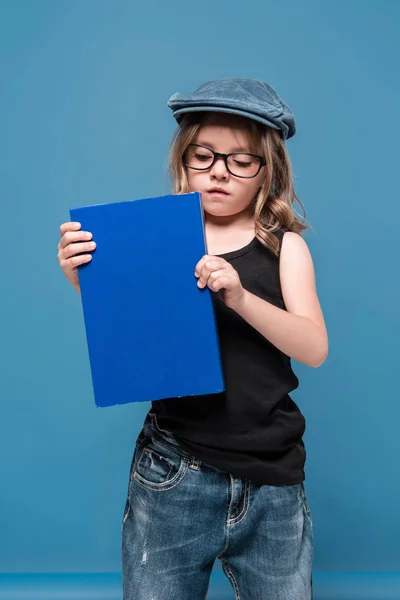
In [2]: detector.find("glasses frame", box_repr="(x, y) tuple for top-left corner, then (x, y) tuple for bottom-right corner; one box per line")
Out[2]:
(183, 144), (266, 179)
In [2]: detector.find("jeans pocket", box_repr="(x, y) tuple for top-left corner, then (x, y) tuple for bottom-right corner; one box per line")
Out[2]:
(133, 436), (189, 491)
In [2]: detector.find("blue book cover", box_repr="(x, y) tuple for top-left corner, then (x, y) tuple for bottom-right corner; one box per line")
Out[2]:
(69, 192), (225, 407)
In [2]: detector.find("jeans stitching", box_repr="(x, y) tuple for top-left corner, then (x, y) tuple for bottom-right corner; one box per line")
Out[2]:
(226, 474), (235, 525)
(228, 479), (251, 525)
(221, 558), (241, 600)
(145, 426), (190, 460)
(149, 435), (180, 455)
(148, 413), (205, 471)
(217, 520), (231, 558)
(136, 447), (175, 481)
(133, 456), (189, 491)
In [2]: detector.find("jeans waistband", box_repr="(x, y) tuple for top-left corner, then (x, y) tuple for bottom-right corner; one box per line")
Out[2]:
(143, 410), (202, 466)
(144, 410), (203, 469)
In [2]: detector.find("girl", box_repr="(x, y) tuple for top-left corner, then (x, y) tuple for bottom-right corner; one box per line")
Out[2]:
(57, 78), (328, 600)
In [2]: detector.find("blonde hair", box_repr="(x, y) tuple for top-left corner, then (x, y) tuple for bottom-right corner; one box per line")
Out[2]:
(168, 112), (308, 256)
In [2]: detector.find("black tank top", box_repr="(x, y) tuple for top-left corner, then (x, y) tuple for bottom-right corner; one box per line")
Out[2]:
(151, 228), (306, 486)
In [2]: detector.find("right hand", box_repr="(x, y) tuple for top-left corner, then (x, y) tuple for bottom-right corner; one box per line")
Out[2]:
(57, 222), (96, 294)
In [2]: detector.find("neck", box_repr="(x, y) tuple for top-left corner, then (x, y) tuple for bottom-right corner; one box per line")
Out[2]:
(204, 207), (254, 233)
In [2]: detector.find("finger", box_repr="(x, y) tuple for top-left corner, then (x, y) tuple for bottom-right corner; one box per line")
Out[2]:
(195, 255), (225, 276)
(59, 229), (93, 250)
(194, 255), (210, 277)
(207, 270), (230, 292)
(198, 259), (227, 287)
(205, 259), (222, 271)
(60, 254), (92, 269)
(198, 264), (212, 287)
(60, 222), (81, 237)
(60, 240), (96, 260)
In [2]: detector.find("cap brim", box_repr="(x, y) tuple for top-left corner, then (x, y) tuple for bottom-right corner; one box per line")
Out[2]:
(172, 106), (283, 135)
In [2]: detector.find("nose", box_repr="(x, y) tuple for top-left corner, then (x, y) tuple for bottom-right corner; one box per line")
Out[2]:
(210, 156), (229, 179)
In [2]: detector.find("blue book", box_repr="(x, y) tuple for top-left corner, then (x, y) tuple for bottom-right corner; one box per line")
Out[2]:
(69, 192), (225, 407)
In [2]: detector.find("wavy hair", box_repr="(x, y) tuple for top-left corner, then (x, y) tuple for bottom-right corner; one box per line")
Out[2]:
(168, 112), (308, 256)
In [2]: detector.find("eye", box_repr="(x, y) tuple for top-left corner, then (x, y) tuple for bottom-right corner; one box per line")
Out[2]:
(233, 159), (252, 167)
(194, 152), (212, 161)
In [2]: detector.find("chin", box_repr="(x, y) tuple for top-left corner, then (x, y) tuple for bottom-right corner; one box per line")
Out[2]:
(203, 207), (238, 218)
(202, 199), (239, 216)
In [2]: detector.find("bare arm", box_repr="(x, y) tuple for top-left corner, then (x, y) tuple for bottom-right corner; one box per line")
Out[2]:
(234, 232), (328, 367)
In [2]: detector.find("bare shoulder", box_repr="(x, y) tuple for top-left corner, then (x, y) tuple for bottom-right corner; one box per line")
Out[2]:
(280, 231), (311, 260)
(280, 232), (315, 282)
(279, 231), (326, 329)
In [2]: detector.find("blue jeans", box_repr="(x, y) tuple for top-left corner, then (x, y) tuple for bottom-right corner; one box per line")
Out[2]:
(122, 410), (314, 599)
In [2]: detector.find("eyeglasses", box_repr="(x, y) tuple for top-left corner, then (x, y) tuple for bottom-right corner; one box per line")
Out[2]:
(183, 144), (266, 178)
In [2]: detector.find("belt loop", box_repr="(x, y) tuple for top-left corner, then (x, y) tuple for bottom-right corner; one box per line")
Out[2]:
(189, 457), (202, 470)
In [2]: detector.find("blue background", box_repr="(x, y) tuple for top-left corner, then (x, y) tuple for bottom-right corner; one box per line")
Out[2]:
(1, 0), (399, 598)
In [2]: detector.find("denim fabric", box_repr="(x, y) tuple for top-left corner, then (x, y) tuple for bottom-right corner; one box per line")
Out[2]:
(168, 78), (296, 140)
(122, 410), (313, 600)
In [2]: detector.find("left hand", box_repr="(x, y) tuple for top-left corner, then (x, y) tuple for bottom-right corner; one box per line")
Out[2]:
(194, 255), (246, 312)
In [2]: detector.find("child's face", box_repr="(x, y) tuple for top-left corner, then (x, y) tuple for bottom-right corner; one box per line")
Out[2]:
(186, 116), (265, 220)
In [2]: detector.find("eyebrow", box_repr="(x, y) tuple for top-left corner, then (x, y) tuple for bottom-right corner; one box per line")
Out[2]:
(195, 141), (253, 153)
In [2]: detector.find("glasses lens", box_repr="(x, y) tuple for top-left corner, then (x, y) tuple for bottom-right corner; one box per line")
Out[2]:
(227, 154), (261, 177)
(185, 145), (214, 170)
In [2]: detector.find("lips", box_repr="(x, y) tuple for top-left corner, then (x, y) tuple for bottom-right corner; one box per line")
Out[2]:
(208, 188), (229, 195)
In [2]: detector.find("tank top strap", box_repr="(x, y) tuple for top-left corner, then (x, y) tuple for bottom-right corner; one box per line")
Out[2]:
(272, 227), (289, 258)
